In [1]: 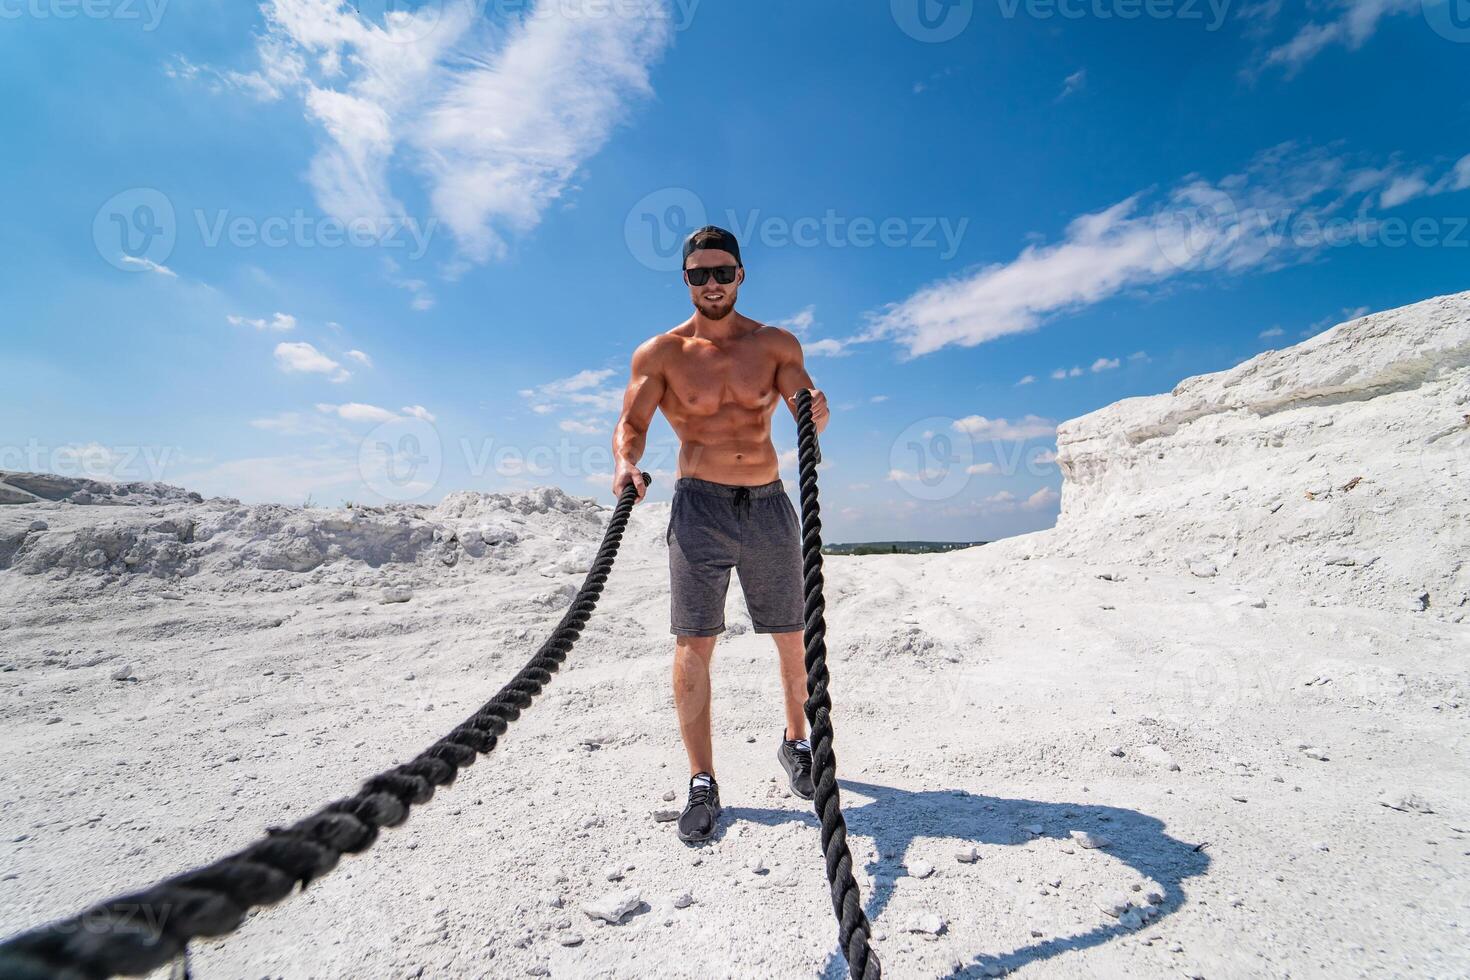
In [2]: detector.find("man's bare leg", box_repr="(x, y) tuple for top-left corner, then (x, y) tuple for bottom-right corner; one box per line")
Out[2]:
(772, 629), (809, 740)
(673, 635), (717, 776)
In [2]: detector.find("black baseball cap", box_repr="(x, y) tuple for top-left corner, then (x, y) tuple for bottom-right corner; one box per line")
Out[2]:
(682, 225), (742, 267)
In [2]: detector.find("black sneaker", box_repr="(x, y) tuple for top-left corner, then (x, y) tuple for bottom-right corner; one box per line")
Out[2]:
(677, 773), (721, 843)
(778, 732), (815, 800)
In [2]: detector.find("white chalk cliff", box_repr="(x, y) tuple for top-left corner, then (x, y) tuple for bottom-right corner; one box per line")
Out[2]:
(1051, 291), (1470, 619)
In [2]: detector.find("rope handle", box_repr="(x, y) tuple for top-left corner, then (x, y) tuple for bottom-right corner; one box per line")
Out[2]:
(795, 390), (880, 980)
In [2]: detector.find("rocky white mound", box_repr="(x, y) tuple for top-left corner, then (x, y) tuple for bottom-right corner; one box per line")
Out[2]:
(1052, 291), (1470, 620)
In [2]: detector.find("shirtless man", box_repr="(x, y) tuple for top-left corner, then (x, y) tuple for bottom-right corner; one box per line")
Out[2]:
(612, 226), (830, 843)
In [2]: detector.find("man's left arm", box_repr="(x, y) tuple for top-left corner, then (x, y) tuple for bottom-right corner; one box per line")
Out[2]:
(774, 330), (829, 434)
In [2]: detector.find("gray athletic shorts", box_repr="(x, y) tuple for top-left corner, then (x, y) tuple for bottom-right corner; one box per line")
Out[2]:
(667, 477), (804, 637)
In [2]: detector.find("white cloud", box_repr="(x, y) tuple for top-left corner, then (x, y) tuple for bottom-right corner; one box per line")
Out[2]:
(1090, 357), (1120, 373)
(1128, 350), (1151, 363)
(1259, 326), (1285, 339)
(120, 255), (178, 278)
(1022, 486), (1061, 511)
(1259, 0), (1418, 75)
(310, 402), (436, 424)
(1452, 154), (1470, 192)
(316, 401), (397, 423)
(870, 395), (889, 403)
(1051, 366), (1084, 380)
(859, 145), (1422, 357)
(233, 0), (673, 264)
(1379, 172), (1430, 209)
(559, 418), (603, 435)
(229, 312), (297, 332)
(522, 367), (621, 415)
(806, 338), (849, 358)
(1016, 375), (1036, 386)
(965, 462), (999, 475)
(345, 349), (373, 366)
(778, 306), (816, 336)
(1057, 68), (1086, 102)
(275, 341), (350, 382)
(1032, 449), (1059, 465)
(952, 415), (1057, 441)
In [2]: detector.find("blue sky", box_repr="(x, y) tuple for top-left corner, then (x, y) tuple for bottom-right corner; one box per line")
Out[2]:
(2, 0), (1467, 541)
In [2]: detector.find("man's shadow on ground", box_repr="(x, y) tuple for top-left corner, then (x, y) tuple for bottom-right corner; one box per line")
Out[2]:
(721, 780), (1209, 978)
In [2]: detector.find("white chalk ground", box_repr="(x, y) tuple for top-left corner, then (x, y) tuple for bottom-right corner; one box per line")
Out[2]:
(2, 293), (1468, 978)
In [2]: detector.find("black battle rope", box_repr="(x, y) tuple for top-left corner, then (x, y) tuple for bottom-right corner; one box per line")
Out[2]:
(795, 389), (880, 980)
(0, 475), (652, 980)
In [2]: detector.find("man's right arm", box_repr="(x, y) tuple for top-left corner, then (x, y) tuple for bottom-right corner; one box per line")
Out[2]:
(612, 339), (666, 499)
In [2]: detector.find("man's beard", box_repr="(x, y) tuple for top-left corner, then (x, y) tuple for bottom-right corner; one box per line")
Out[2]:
(695, 292), (736, 320)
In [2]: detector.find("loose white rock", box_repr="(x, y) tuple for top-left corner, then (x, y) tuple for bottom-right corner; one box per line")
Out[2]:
(379, 587), (414, 604)
(908, 861), (935, 879)
(955, 846), (979, 863)
(1097, 891), (1131, 918)
(672, 891), (694, 909)
(1071, 830), (1110, 850)
(581, 888), (641, 925)
(906, 913), (946, 936)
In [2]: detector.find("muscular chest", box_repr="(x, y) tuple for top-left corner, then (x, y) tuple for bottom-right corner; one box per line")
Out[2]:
(667, 342), (778, 416)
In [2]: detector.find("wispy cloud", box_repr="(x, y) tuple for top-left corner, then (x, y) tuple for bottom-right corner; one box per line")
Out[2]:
(860, 144), (1466, 357)
(952, 415), (1057, 440)
(345, 349), (373, 366)
(520, 366), (622, 431)
(314, 402), (437, 424)
(1090, 357), (1120, 373)
(228, 312), (297, 332)
(223, 0), (672, 265)
(316, 401), (397, 423)
(1256, 0), (1418, 75)
(275, 341), (349, 382)
(120, 255), (177, 277)
(1016, 375), (1036, 386)
(1259, 326), (1285, 339)
(1056, 68), (1086, 102)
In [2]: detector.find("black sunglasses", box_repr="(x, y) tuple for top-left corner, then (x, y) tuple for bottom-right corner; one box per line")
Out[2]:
(684, 265), (739, 286)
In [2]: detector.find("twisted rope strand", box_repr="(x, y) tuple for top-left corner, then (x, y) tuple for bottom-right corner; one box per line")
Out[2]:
(795, 390), (880, 980)
(0, 476), (651, 980)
